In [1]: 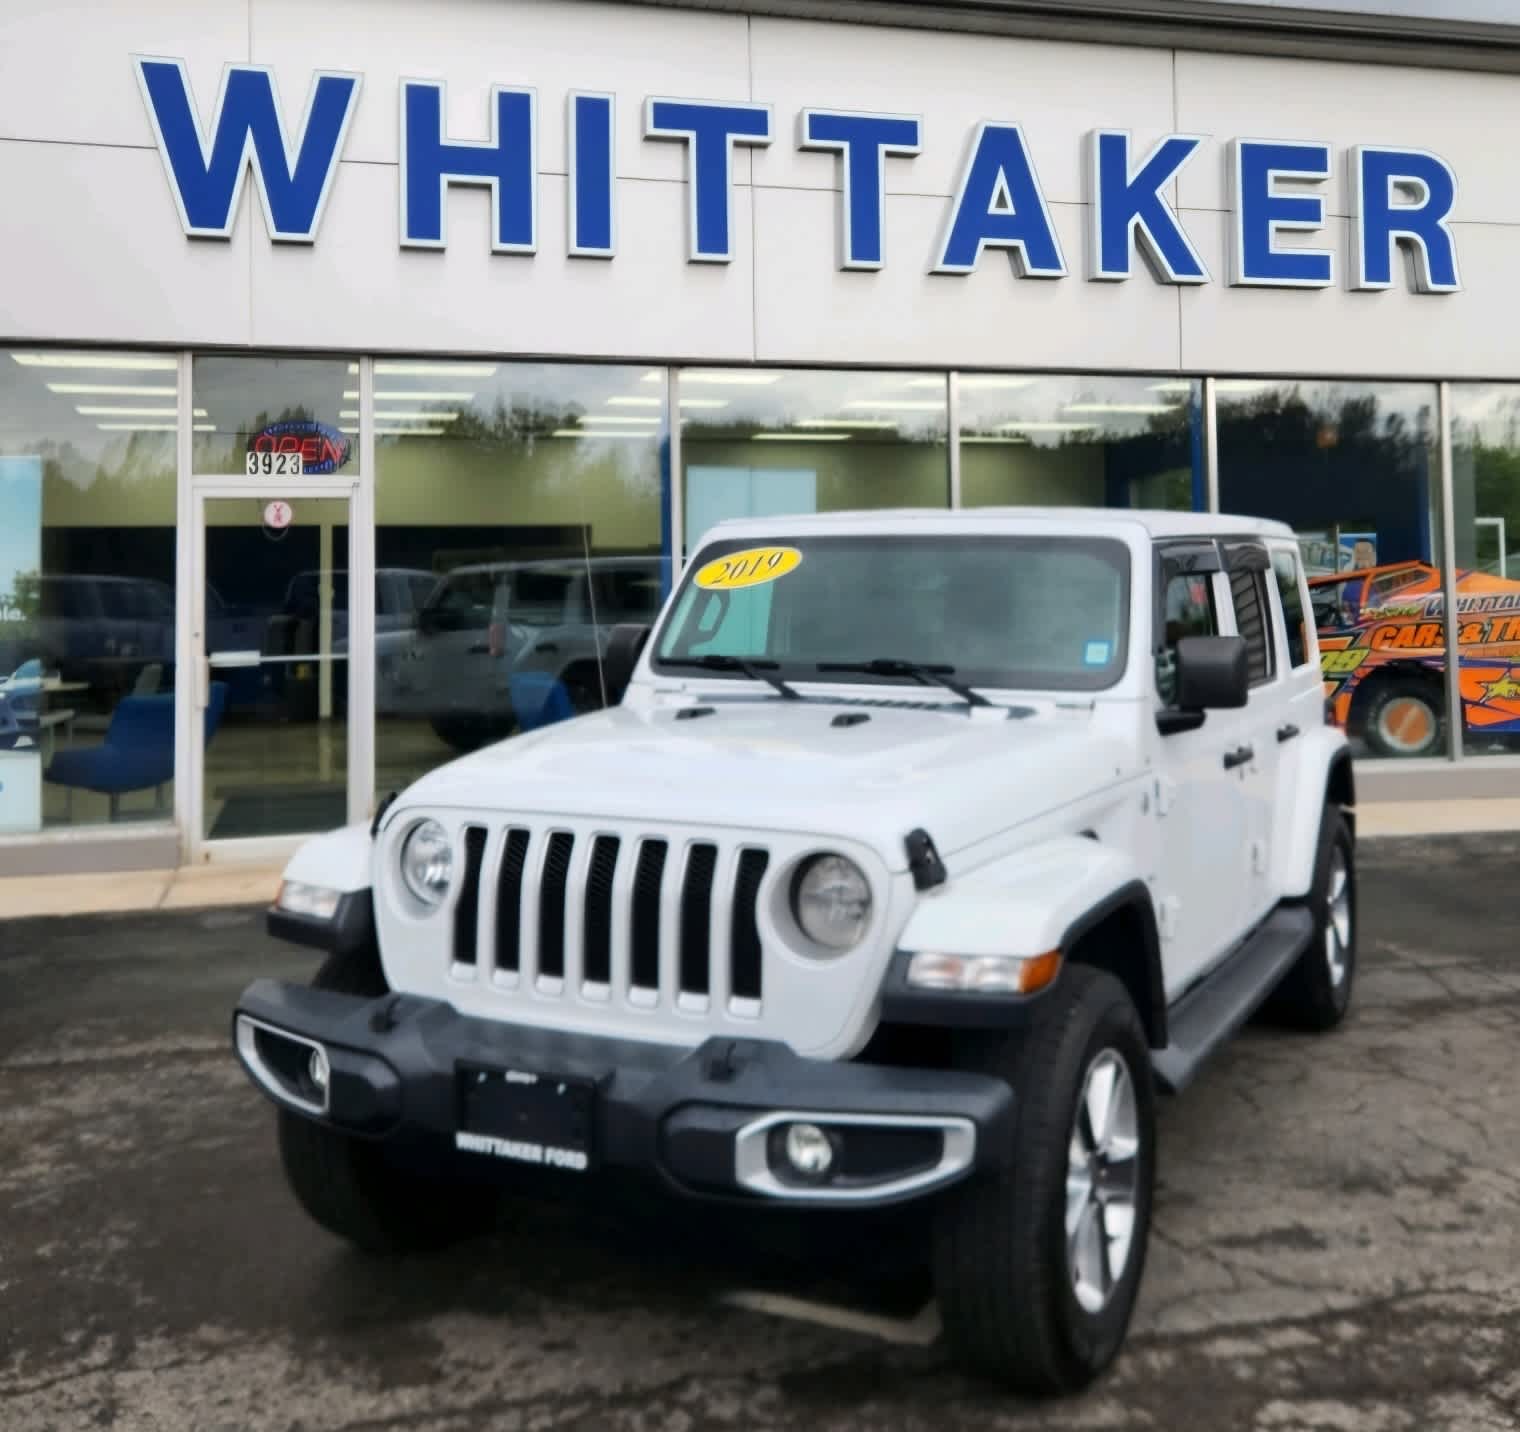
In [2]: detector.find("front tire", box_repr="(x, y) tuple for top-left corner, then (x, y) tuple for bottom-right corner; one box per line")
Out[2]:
(276, 942), (499, 1254)
(933, 966), (1156, 1394)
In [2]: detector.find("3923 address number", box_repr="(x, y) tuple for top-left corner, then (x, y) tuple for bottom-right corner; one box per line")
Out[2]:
(245, 451), (304, 478)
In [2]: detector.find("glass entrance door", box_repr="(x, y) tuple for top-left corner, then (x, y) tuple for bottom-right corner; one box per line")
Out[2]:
(195, 494), (354, 844)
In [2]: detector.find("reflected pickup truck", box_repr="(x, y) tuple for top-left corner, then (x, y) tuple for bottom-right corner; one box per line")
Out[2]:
(233, 508), (1356, 1396)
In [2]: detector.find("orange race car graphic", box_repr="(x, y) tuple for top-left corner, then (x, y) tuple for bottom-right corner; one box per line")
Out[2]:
(1309, 559), (1520, 757)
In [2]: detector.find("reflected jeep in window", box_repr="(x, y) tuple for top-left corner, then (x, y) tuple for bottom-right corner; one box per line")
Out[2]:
(234, 510), (1356, 1396)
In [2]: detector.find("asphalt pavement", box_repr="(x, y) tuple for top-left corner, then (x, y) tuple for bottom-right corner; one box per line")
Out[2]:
(3, 833), (1520, 1431)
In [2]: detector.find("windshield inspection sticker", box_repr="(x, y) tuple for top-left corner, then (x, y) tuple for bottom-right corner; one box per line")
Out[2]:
(1084, 640), (1111, 666)
(695, 545), (803, 591)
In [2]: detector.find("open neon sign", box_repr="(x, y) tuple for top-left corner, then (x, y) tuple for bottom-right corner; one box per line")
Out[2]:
(247, 420), (351, 476)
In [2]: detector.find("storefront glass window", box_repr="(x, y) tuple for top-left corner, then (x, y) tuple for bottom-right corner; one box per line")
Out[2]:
(192, 355), (356, 477)
(678, 368), (949, 555)
(1216, 379), (1444, 760)
(1449, 385), (1520, 758)
(959, 374), (1203, 511)
(0, 349), (179, 832)
(374, 361), (667, 792)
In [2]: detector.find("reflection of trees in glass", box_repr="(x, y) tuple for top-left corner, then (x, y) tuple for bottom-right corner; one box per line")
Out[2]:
(1, 569), (39, 625)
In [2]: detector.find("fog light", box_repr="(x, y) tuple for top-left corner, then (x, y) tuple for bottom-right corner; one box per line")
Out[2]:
(307, 1046), (330, 1094)
(783, 1122), (835, 1179)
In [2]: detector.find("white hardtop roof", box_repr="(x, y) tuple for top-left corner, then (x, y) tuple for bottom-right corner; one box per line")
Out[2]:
(695, 507), (1296, 543)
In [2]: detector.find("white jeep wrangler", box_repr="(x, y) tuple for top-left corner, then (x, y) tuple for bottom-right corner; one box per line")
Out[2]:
(235, 508), (1356, 1394)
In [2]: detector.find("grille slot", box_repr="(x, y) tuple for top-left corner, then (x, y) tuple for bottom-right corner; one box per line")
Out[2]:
(730, 849), (769, 1002)
(679, 843), (718, 996)
(631, 840), (668, 991)
(452, 826), (488, 965)
(583, 835), (621, 987)
(538, 832), (575, 981)
(494, 828), (531, 974)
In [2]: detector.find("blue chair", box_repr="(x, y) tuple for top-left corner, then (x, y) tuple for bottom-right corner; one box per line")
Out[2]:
(508, 672), (576, 732)
(45, 683), (227, 821)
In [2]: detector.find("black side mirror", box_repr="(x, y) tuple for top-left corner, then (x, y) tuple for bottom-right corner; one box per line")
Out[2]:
(601, 623), (651, 703)
(1175, 634), (1249, 710)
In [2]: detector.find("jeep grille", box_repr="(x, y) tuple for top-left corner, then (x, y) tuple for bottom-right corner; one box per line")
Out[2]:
(450, 823), (772, 1016)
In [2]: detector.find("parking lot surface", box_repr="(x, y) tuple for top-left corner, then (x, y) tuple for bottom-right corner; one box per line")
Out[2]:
(3, 833), (1520, 1431)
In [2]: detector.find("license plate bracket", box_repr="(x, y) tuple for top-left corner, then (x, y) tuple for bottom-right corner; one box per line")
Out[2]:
(455, 1062), (596, 1173)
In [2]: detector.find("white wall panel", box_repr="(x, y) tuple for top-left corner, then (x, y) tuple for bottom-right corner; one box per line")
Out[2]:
(1179, 210), (1520, 377)
(0, 0), (248, 149)
(249, 164), (754, 359)
(1175, 51), (1520, 221)
(753, 186), (1181, 371)
(0, 141), (251, 346)
(250, 0), (750, 180)
(750, 17), (1176, 205)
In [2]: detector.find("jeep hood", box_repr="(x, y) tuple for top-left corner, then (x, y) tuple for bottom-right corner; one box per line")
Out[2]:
(396, 699), (1137, 872)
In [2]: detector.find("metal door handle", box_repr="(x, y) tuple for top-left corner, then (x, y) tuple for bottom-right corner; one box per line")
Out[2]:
(534, 642), (559, 654)
(1276, 723), (1300, 743)
(1223, 744), (1254, 770)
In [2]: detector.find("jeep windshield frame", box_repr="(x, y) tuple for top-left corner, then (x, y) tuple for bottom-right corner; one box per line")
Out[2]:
(650, 533), (1132, 696)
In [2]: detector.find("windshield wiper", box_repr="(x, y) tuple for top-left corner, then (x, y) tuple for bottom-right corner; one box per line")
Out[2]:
(815, 658), (993, 707)
(662, 654), (800, 700)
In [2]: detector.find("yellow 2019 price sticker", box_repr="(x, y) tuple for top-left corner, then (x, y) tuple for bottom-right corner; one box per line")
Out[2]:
(694, 545), (803, 591)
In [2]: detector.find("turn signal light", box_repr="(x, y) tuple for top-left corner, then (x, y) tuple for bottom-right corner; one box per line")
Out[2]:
(906, 949), (1062, 995)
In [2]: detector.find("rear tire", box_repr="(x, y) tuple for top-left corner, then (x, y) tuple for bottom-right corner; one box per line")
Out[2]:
(1263, 807), (1356, 1032)
(1360, 676), (1443, 758)
(275, 942), (499, 1254)
(933, 966), (1156, 1394)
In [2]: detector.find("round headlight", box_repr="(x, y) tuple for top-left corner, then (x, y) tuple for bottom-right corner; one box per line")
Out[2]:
(792, 854), (872, 951)
(399, 819), (453, 908)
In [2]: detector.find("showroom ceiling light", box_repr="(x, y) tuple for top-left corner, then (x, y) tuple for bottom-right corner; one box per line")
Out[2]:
(794, 418), (896, 428)
(550, 428), (651, 439)
(75, 405), (207, 417)
(371, 390), (477, 402)
(754, 432), (849, 441)
(906, 376), (1035, 391)
(678, 398), (728, 409)
(997, 421), (1098, 433)
(97, 422), (213, 432)
(1148, 381), (1194, 395)
(843, 399), (943, 411)
(679, 371), (780, 385)
(579, 414), (658, 425)
(374, 409), (461, 421)
(373, 362), (497, 378)
(962, 434), (1031, 444)
(13, 352), (177, 371)
(375, 426), (447, 436)
(1063, 402), (1179, 415)
(48, 383), (178, 397)
(607, 396), (661, 407)
(1215, 379), (1276, 393)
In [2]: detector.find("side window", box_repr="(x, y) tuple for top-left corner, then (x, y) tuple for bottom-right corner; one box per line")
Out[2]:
(1271, 549), (1311, 669)
(1226, 546), (1276, 686)
(1155, 562), (1217, 705)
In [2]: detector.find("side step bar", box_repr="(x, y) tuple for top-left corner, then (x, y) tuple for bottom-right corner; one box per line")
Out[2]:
(1151, 905), (1315, 1094)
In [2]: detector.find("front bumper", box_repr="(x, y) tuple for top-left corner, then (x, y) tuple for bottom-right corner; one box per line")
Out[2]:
(232, 978), (1015, 1208)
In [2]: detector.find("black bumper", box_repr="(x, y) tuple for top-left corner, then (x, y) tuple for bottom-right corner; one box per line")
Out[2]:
(232, 979), (1015, 1208)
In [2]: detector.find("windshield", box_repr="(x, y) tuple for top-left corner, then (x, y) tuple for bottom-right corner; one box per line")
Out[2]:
(652, 534), (1130, 693)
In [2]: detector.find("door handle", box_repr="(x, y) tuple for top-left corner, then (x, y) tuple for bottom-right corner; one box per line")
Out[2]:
(533, 642), (559, 654)
(1276, 723), (1300, 743)
(1223, 744), (1254, 770)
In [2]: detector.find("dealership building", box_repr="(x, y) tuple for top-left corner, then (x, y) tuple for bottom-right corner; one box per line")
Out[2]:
(3, 0), (1520, 875)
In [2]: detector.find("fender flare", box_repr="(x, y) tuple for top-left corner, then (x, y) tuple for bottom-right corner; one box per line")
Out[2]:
(1276, 729), (1356, 900)
(884, 837), (1166, 1045)
(268, 821), (377, 954)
